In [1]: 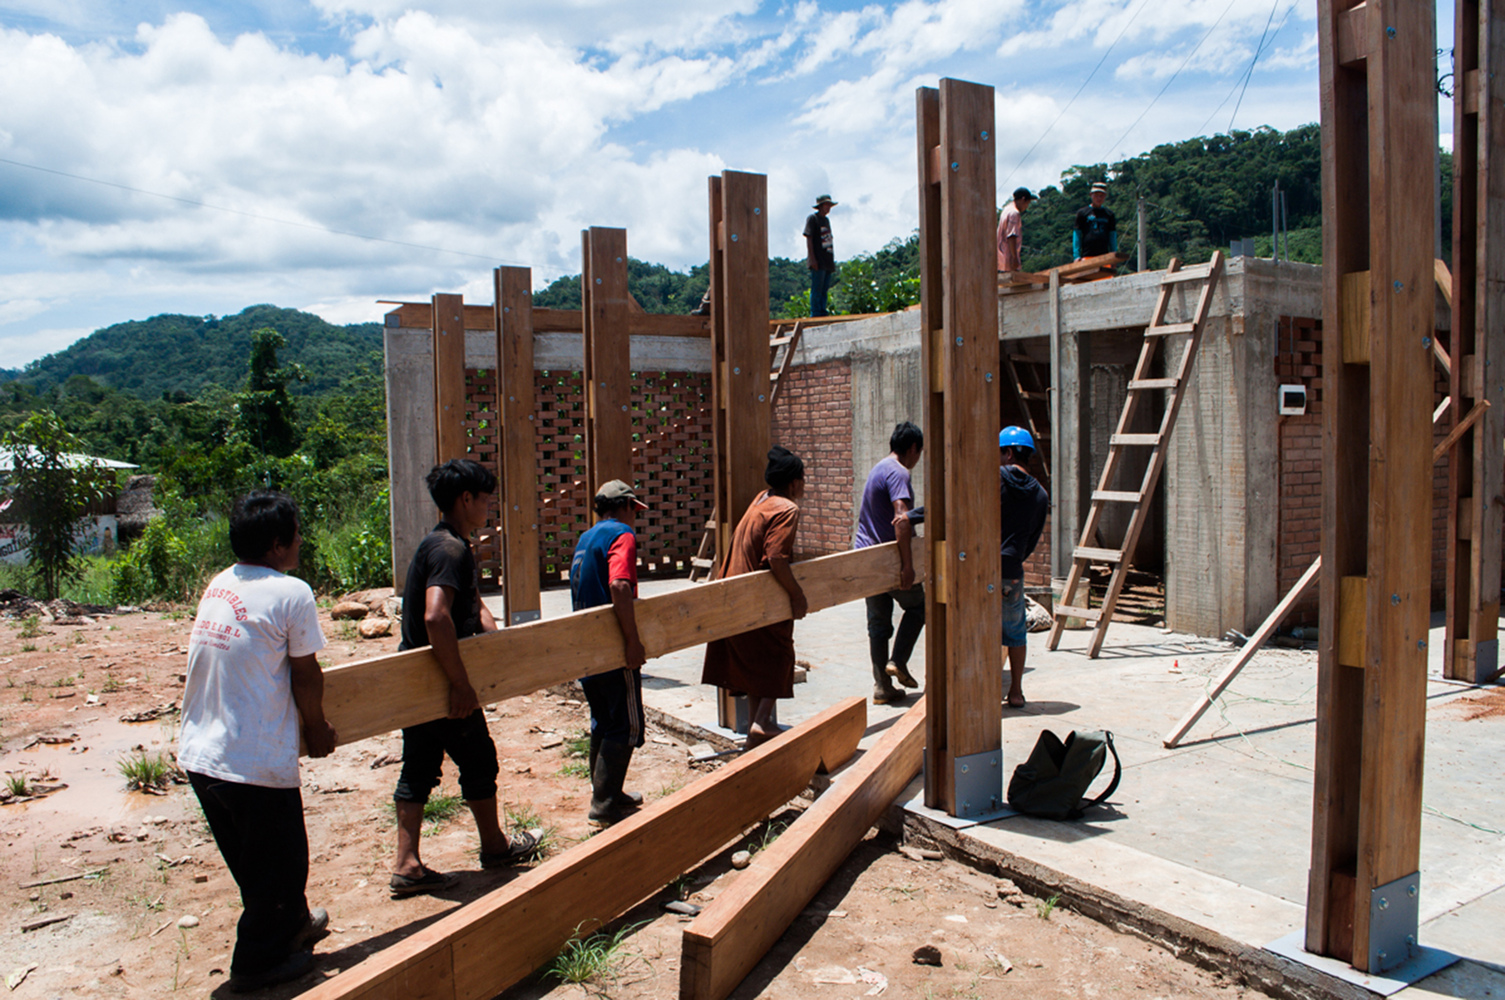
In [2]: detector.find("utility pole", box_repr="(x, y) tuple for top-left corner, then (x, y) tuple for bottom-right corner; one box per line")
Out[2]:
(1272, 179), (1281, 263)
(1137, 195), (1147, 271)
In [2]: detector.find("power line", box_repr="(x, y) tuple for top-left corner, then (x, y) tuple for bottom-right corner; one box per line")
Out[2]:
(1001, 0), (1151, 192)
(1229, 0), (1295, 132)
(0, 155), (522, 266)
(1192, 0), (1299, 139)
(1102, 0), (1241, 163)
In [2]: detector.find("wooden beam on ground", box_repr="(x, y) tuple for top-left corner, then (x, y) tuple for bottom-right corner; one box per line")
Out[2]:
(1308, 0), (1435, 974)
(917, 79), (1003, 818)
(495, 267), (542, 626)
(582, 227), (632, 505)
(302, 697), (867, 1000)
(432, 292), (467, 464)
(1445, 0), (1505, 685)
(680, 698), (926, 1000)
(318, 542), (918, 750)
(384, 302), (710, 337)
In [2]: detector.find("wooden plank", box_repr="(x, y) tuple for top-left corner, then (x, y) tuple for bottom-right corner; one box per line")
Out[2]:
(495, 268), (541, 626)
(1053, 605), (1102, 622)
(1127, 378), (1179, 390)
(680, 699), (927, 1000)
(1109, 433), (1161, 446)
(919, 78), (1003, 817)
(1336, 1), (1368, 65)
(1336, 575), (1366, 668)
(303, 698), (867, 1000)
(1143, 322), (1197, 337)
(318, 542), (916, 750)
(582, 228), (632, 505)
(1307, 0), (1374, 961)
(1309, 0), (1434, 972)
(1091, 490), (1142, 503)
(1073, 546), (1122, 563)
(1339, 270), (1372, 364)
(386, 302), (709, 338)
(432, 293), (467, 464)
(1163, 558), (1322, 748)
(1160, 262), (1215, 284)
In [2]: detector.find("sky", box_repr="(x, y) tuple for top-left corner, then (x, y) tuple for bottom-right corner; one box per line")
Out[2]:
(0, 0), (1454, 369)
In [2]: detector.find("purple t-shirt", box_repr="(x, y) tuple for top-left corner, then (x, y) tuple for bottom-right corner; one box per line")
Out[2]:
(854, 456), (914, 549)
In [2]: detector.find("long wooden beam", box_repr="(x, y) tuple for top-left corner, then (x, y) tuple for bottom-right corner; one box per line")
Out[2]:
(433, 292), (467, 463)
(495, 267), (542, 626)
(384, 302), (711, 338)
(582, 227), (633, 504)
(680, 698), (926, 1000)
(303, 697), (867, 1000)
(318, 542), (917, 750)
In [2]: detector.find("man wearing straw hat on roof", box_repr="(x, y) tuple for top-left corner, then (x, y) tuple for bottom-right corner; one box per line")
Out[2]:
(804, 194), (838, 317)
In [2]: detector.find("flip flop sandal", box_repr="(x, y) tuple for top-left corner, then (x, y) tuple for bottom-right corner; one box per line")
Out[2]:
(388, 866), (457, 897)
(480, 829), (544, 869)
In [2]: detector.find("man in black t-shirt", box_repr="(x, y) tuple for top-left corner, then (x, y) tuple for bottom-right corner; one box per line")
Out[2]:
(389, 459), (537, 896)
(804, 194), (837, 316)
(998, 427), (1049, 709)
(1073, 182), (1118, 260)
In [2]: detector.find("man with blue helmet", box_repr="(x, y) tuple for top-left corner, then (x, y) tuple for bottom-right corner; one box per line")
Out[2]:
(998, 427), (1049, 708)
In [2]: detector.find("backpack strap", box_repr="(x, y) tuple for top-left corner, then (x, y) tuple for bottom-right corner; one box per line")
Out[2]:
(1080, 732), (1121, 813)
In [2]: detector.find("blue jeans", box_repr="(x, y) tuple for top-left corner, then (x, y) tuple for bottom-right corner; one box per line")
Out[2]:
(1000, 577), (1027, 647)
(810, 268), (834, 317)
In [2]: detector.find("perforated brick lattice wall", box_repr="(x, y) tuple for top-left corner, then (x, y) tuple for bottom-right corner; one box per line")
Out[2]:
(468, 369), (714, 587)
(463, 368), (503, 588)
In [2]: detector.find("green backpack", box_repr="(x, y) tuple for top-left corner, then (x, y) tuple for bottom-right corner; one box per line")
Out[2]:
(1007, 730), (1121, 820)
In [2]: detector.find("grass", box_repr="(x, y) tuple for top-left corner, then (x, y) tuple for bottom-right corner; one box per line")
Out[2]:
(102, 673), (122, 693)
(558, 731), (591, 778)
(504, 802), (559, 859)
(1035, 892), (1061, 920)
(5, 773), (28, 797)
(17, 615), (42, 639)
(118, 751), (176, 790)
(20, 642), (36, 653)
(544, 921), (647, 991)
(422, 794), (464, 825)
(19, 684), (33, 702)
(335, 620), (358, 641)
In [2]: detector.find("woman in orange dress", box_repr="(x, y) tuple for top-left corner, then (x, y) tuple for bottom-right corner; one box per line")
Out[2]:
(701, 447), (809, 747)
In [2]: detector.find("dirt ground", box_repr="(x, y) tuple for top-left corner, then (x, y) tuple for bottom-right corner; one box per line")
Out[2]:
(0, 598), (1276, 999)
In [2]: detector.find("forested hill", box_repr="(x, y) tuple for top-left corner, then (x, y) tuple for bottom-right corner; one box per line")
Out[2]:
(11, 305), (384, 400)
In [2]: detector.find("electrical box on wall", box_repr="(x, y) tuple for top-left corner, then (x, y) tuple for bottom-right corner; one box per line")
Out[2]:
(1279, 384), (1307, 416)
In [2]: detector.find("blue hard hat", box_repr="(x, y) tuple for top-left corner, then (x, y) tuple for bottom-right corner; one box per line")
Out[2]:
(998, 426), (1035, 451)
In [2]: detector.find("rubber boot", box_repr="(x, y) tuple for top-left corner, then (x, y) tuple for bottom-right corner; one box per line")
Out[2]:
(589, 733), (642, 810)
(588, 741), (639, 826)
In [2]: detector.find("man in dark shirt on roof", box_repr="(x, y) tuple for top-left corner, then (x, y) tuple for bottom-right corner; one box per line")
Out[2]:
(998, 427), (1049, 709)
(804, 194), (837, 317)
(1073, 182), (1118, 260)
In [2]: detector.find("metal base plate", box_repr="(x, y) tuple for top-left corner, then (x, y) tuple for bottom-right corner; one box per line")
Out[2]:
(902, 792), (1017, 830)
(1264, 930), (1458, 996)
(1369, 871), (1421, 973)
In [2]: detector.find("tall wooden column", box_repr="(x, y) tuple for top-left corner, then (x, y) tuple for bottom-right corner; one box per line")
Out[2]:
(1445, 0), (1505, 683)
(495, 267), (541, 626)
(433, 292), (467, 464)
(708, 170), (770, 731)
(1307, 0), (1436, 972)
(917, 79), (1003, 818)
(582, 227), (632, 509)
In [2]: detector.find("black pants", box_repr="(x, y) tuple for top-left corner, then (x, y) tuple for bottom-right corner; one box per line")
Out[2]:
(394, 709), (499, 805)
(188, 771), (311, 977)
(865, 583), (926, 686)
(580, 667), (645, 749)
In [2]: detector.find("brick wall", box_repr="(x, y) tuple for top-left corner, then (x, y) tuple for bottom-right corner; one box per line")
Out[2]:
(770, 359), (856, 560)
(463, 368), (715, 587)
(1274, 317), (1450, 624)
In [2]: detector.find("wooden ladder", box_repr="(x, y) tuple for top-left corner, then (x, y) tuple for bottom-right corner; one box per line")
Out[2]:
(689, 321), (807, 581)
(1047, 252), (1225, 657)
(1002, 352), (1052, 480)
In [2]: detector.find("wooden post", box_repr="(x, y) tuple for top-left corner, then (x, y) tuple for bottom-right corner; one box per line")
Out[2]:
(433, 292), (467, 464)
(581, 228), (632, 509)
(917, 79), (1003, 817)
(1307, 0), (1435, 973)
(1445, 0), (1504, 683)
(495, 267), (542, 626)
(707, 171), (771, 730)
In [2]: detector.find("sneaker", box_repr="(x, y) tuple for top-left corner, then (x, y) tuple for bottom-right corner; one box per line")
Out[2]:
(872, 685), (907, 705)
(886, 661), (920, 689)
(228, 950), (314, 993)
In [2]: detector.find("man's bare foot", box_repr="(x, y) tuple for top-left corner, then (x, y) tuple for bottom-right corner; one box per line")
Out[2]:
(1006, 691), (1026, 709)
(745, 725), (779, 749)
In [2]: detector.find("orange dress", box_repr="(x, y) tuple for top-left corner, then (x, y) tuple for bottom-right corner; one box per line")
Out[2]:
(701, 491), (800, 699)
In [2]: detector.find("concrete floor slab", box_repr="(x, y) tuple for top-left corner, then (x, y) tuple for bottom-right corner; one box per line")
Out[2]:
(486, 580), (1505, 997)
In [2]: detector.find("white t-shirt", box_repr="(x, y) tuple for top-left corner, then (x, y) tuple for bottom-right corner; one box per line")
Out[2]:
(177, 564), (327, 789)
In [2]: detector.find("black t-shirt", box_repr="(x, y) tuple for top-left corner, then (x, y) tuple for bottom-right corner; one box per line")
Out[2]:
(1000, 465), (1050, 579)
(1075, 204), (1117, 257)
(399, 521), (481, 651)
(804, 212), (835, 271)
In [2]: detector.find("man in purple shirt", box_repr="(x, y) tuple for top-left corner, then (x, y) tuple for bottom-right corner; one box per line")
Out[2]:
(855, 422), (924, 704)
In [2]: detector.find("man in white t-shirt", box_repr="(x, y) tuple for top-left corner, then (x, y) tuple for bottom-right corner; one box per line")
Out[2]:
(178, 492), (337, 993)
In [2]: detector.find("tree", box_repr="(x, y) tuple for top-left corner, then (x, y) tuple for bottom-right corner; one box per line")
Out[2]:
(2, 411), (109, 600)
(235, 328), (303, 458)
